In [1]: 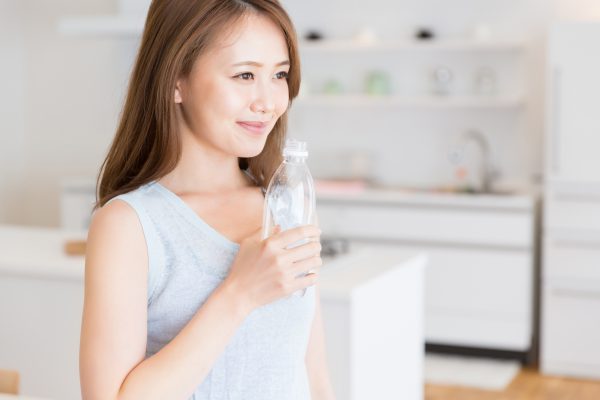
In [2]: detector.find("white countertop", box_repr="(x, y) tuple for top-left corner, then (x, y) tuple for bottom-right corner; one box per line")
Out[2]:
(317, 186), (537, 211)
(320, 246), (427, 301)
(0, 225), (85, 280)
(0, 394), (50, 400)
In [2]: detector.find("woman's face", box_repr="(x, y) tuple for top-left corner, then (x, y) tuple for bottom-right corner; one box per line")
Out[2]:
(176, 14), (291, 158)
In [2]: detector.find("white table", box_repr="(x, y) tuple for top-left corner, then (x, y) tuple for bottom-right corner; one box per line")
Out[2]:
(320, 246), (427, 400)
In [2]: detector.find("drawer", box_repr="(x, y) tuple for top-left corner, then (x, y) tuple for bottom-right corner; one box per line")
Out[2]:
(424, 247), (532, 317)
(347, 242), (533, 351)
(542, 281), (600, 376)
(544, 232), (600, 281)
(317, 203), (533, 248)
(545, 194), (600, 231)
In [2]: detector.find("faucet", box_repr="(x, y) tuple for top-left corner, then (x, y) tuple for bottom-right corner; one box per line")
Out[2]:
(448, 129), (497, 193)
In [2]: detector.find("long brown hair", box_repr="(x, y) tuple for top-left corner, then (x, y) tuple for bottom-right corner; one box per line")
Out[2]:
(96, 0), (300, 208)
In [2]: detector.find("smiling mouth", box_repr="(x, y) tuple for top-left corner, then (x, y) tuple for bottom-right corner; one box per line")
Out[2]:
(237, 121), (269, 134)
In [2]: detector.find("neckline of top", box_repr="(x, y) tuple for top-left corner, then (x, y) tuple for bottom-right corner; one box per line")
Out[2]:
(150, 181), (242, 250)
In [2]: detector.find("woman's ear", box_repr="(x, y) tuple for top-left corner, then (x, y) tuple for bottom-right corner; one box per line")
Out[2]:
(174, 81), (183, 103)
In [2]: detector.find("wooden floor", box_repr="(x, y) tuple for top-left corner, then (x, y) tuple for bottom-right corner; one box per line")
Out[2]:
(425, 368), (600, 400)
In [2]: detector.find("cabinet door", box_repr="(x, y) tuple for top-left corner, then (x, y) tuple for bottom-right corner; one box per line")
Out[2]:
(544, 231), (600, 281)
(542, 280), (600, 379)
(548, 23), (600, 183)
(344, 242), (533, 351)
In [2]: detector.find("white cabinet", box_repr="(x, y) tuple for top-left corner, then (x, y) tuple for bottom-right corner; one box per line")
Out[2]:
(320, 249), (426, 400)
(0, 226), (84, 400)
(542, 22), (600, 379)
(60, 178), (96, 230)
(547, 23), (600, 183)
(542, 279), (600, 379)
(317, 190), (536, 354)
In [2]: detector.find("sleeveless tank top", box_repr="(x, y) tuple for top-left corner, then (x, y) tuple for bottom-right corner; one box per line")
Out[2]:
(107, 179), (316, 400)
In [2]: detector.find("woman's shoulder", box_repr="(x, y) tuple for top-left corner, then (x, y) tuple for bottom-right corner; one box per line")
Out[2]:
(88, 183), (157, 254)
(89, 198), (144, 250)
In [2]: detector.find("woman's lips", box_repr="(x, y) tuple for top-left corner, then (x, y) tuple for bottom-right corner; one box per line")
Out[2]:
(237, 121), (269, 135)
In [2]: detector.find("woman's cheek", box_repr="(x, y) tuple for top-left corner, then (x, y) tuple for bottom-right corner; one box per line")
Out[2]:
(276, 86), (290, 116)
(221, 85), (249, 112)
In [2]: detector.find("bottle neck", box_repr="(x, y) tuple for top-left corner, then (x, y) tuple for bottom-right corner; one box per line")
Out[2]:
(284, 155), (308, 164)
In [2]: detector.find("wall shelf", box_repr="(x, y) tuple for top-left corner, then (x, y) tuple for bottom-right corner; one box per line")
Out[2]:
(58, 15), (145, 37)
(299, 39), (526, 53)
(294, 94), (525, 109)
(57, 16), (525, 54)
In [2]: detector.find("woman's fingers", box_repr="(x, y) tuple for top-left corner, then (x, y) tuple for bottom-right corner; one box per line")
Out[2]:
(270, 225), (320, 248)
(284, 240), (321, 263)
(290, 255), (323, 276)
(290, 270), (319, 292)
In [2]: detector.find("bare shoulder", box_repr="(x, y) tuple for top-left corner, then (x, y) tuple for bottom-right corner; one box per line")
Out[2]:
(86, 198), (148, 279)
(89, 198), (140, 236)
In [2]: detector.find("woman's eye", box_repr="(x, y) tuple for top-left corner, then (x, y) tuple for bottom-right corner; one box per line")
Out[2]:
(236, 72), (254, 80)
(275, 71), (289, 80)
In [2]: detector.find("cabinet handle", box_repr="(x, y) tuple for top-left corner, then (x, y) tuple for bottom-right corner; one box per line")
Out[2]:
(551, 67), (562, 175)
(552, 239), (600, 249)
(552, 288), (600, 300)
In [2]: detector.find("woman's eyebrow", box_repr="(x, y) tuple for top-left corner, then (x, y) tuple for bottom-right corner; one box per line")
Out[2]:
(231, 60), (290, 67)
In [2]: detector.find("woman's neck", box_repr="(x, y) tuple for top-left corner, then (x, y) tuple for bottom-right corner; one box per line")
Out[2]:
(159, 141), (251, 195)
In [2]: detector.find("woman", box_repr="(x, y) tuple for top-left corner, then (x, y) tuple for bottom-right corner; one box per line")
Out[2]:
(79, 1), (335, 399)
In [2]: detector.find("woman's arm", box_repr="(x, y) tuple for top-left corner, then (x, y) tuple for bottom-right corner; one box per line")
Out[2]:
(305, 285), (337, 400)
(80, 200), (249, 400)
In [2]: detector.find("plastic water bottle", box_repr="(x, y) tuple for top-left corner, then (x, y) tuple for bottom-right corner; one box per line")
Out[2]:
(262, 139), (317, 295)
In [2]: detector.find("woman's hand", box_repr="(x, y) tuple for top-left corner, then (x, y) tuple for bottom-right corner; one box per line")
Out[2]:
(222, 225), (322, 314)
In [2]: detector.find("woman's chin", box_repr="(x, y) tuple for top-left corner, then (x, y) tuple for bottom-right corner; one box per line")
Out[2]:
(238, 145), (265, 159)
(236, 138), (268, 158)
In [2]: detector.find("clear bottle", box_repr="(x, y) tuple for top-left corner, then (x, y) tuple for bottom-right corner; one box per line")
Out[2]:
(262, 139), (317, 296)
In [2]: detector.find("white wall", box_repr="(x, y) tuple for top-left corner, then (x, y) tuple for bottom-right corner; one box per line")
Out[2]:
(0, 0), (26, 224)
(0, 0), (131, 226)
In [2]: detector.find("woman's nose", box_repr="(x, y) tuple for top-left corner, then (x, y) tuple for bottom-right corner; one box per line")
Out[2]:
(250, 82), (275, 114)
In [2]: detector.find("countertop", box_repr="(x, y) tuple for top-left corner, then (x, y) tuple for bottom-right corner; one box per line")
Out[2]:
(0, 224), (85, 281)
(0, 395), (50, 400)
(320, 246), (427, 301)
(316, 185), (538, 211)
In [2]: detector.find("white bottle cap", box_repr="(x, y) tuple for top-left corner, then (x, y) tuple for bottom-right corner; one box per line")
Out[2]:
(283, 138), (308, 157)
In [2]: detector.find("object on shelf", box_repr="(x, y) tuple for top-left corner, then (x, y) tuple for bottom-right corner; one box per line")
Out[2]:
(310, 149), (374, 184)
(415, 27), (435, 41)
(472, 23), (493, 42)
(314, 179), (368, 195)
(323, 79), (345, 95)
(64, 239), (86, 256)
(304, 30), (324, 41)
(431, 66), (454, 96)
(353, 27), (378, 45)
(365, 71), (392, 96)
(294, 93), (524, 109)
(474, 66), (498, 96)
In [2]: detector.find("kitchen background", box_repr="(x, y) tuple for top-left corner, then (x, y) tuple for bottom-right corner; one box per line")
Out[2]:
(2, 0), (600, 399)
(0, 0), (588, 226)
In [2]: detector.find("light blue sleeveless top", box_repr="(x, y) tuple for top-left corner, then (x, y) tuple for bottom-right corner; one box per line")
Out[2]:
(108, 181), (316, 400)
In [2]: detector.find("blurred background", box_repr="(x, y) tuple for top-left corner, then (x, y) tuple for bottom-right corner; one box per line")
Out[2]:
(2, 0), (600, 399)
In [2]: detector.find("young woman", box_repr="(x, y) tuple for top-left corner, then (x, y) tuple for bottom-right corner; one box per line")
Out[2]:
(79, 1), (335, 399)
